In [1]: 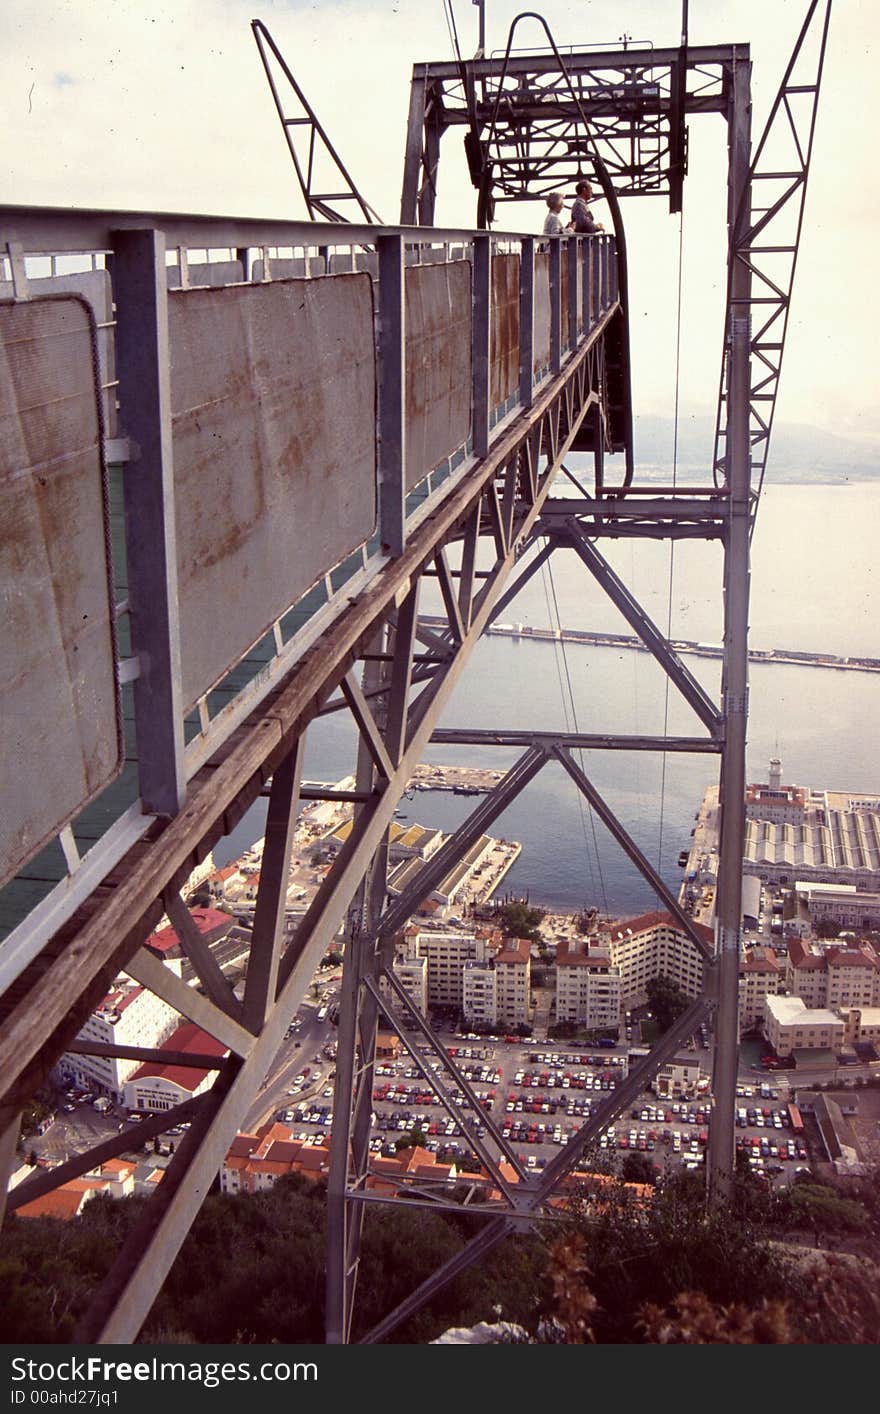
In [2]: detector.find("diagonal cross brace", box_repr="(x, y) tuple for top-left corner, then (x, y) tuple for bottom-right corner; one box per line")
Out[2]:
(553, 746), (717, 965)
(378, 746), (548, 940)
(561, 521), (724, 739)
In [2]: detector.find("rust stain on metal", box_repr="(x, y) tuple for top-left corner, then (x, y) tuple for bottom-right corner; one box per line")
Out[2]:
(490, 254), (520, 407)
(404, 260), (472, 488)
(0, 296), (121, 888)
(168, 273), (378, 710)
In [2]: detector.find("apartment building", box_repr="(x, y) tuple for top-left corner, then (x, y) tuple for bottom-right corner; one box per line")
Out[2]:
(461, 937), (531, 1029)
(606, 912), (711, 1009)
(738, 947), (783, 1030)
(555, 939), (621, 1030)
(57, 971), (181, 1102)
(786, 937), (880, 1009)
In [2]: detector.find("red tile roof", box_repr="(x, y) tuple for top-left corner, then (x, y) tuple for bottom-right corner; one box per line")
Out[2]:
(741, 948), (781, 974)
(129, 1022), (227, 1091)
(611, 911), (714, 944)
(788, 939), (825, 970)
(556, 939), (611, 967)
(496, 938), (531, 965)
(827, 948), (878, 969)
(147, 907), (232, 954)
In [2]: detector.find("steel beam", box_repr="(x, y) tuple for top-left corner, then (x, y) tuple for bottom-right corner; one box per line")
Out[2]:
(371, 966), (528, 1182)
(326, 633), (387, 1346)
(112, 228), (186, 815)
(242, 738), (306, 1032)
(430, 729), (721, 754)
(560, 523), (723, 737)
(553, 747), (716, 964)
(708, 52), (753, 1202)
(378, 747), (548, 940)
(123, 947), (255, 1057)
(163, 891), (242, 1020)
(365, 974), (525, 1200)
(359, 995), (711, 1344)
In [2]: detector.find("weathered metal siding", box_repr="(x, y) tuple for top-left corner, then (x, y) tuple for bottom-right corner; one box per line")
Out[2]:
(490, 254), (520, 408)
(0, 296), (122, 888)
(534, 251), (551, 372)
(168, 273), (377, 709)
(167, 259), (244, 289)
(404, 259), (472, 487)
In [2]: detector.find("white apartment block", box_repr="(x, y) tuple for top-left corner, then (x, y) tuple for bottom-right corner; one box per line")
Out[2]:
(495, 939), (531, 1026)
(462, 959), (497, 1027)
(391, 952), (429, 1016)
(764, 994), (845, 1058)
(57, 968), (182, 1102)
(738, 947), (783, 1030)
(785, 938), (880, 1010)
(461, 938), (531, 1029)
(606, 912), (711, 1010)
(555, 939), (621, 1029)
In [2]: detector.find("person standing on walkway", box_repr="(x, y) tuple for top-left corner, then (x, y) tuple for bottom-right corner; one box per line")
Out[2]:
(542, 191), (568, 235)
(570, 180), (604, 234)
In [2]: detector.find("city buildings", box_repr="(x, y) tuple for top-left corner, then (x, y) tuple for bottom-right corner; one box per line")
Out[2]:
(56, 975), (181, 1103)
(555, 938), (621, 1030)
(389, 928), (531, 1029)
(785, 937), (880, 1009)
(124, 1022), (228, 1113)
(606, 912), (711, 1009)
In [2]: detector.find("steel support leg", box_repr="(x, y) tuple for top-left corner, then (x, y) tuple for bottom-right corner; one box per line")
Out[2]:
(709, 53), (752, 1201)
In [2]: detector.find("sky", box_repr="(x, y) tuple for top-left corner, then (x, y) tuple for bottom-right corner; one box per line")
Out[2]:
(2, 0), (878, 435)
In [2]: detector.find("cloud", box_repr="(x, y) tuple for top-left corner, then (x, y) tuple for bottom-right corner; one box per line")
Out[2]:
(1, 0), (876, 428)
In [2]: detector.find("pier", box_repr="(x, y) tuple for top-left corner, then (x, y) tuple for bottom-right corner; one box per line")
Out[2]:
(418, 616), (880, 675)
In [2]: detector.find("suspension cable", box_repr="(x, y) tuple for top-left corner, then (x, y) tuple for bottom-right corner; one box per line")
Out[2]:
(657, 209), (686, 872)
(542, 553), (611, 920)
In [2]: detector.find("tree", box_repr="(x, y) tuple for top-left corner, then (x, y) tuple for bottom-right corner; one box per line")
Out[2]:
(495, 901), (545, 943)
(646, 974), (691, 1035)
(816, 919), (841, 939)
(396, 1128), (427, 1152)
(621, 1152), (658, 1186)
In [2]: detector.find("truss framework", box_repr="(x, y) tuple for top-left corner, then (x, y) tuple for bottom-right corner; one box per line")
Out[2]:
(252, 19), (382, 224)
(0, 3), (830, 1349)
(712, 0), (832, 506)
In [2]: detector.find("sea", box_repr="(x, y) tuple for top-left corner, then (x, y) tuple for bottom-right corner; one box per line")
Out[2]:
(216, 479), (880, 917)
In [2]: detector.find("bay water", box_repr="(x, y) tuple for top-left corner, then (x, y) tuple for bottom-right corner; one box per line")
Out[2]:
(218, 480), (879, 915)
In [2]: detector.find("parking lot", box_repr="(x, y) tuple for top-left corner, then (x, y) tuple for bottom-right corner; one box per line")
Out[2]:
(278, 1035), (813, 1186)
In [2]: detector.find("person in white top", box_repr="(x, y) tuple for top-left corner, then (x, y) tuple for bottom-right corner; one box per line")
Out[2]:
(542, 191), (569, 235)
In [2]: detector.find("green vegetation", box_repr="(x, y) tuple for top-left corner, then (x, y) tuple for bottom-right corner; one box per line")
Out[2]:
(3, 1164), (879, 1344)
(645, 974), (692, 1035)
(816, 919), (841, 939)
(494, 901), (545, 943)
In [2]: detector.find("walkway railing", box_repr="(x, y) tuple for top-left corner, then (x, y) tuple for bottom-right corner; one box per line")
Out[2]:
(0, 206), (618, 982)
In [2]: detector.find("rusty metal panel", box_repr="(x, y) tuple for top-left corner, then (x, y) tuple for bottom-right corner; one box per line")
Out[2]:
(404, 260), (472, 488)
(0, 296), (122, 889)
(168, 273), (377, 709)
(0, 271), (116, 435)
(534, 252), (551, 372)
(490, 254), (520, 408)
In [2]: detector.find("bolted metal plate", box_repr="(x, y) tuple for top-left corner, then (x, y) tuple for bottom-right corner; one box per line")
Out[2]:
(168, 273), (377, 710)
(404, 260), (472, 488)
(490, 254), (520, 408)
(0, 296), (122, 889)
(534, 252), (551, 372)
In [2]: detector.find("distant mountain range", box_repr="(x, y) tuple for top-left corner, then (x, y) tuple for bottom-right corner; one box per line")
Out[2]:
(629, 414), (880, 483)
